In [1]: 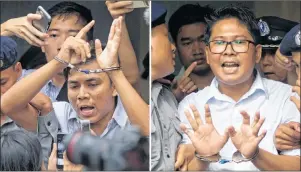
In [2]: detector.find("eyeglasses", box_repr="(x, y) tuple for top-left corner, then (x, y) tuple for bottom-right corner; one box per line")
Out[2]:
(208, 40), (255, 54)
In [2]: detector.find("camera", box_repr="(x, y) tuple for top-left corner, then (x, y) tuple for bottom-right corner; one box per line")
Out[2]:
(63, 127), (149, 171)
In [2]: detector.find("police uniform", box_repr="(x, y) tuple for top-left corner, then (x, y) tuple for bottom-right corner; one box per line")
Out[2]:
(257, 16), (298, 49)
(151, 3), (183, 171)
(279, 24), (301, 56)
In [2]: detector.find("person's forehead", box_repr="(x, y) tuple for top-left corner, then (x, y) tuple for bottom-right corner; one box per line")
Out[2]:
(0, 67), (15, 77)
(211, 18), (251, 37)
(178, 22), (206, 36)
(48, 15), (85, 31)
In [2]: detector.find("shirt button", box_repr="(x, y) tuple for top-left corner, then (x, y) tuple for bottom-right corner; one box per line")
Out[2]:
(47, 121), (51, 126)
(167, 154), (170, 158)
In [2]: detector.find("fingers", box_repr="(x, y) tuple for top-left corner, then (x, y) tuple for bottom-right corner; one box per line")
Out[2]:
(276, 143), (301, 151)
(253, 112), (265, 136)
(50, 143), (57, 159)
(180, 78), (194, 93)
(255, 129), (267, 144)
(27, 13), (42, 21)
(292, 85), (301, 96)
(290, 96), (300, 111)
(288, 121), (301, 133)
(228, 126), (237, 137)
(275, 137), (300, 147)
(184, 109), (198, 131)
(240, 111), (250, 125)
(183, 62), (197, 78)
(106, 1), (134, 17)
(190, 104), (203, 126)
(186, 85), (198, 94)
(180, 123), (194, 140)
(204, 104), (212, 124)
(75, 20), (95, 39)
(180, 159), (188, 171)
(17, 28), (39, 46)
(90, 129), (97, 136)
(276, 124), (301, 141)
(175, 148), (184, 170)
(95, 39), (103, 57)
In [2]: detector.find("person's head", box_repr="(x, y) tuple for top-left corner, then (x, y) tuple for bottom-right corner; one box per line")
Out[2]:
(63, 49), (117, 124)
(41, 1), (93, 64)
(1, 130), (45, 171)
(0, 36), (22, 96)
(151, 2), (176, 81)
(280, 24), (301, 79)
(257, 16), (298, 82)
(204, 5), (262, 86)
(169, 4), (214, 75)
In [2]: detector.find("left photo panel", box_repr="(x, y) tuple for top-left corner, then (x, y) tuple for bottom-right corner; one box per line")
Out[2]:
(0, 1), (150, 171)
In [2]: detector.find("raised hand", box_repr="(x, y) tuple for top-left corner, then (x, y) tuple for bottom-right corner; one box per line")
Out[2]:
(172, 62), (198, 101)
(180, 104), (229, 156)
(274, 48), (294, 71)
(57, 20), (95, 64)
(105, 1), (134, 19)
(95, 17), (122, 69)
(228, 111), (267, 159)
(1, 13), (49, 46)
(291, 80), (300, 111)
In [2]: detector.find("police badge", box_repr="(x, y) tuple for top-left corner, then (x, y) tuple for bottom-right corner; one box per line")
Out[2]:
(258, 19), (270, 36)
(295, 30), (300, 46)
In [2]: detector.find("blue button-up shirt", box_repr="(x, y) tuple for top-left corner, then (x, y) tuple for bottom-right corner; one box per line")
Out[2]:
(178, 70), (300, 170)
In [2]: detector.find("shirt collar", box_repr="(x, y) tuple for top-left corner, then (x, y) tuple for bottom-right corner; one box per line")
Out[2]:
(151, 82), (164, 106)
(68, 96), (128, 128)
(206, 70), (269, 103)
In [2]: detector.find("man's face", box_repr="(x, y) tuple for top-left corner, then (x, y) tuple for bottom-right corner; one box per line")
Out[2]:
(41, 15), (87, 76)
(205, 18), (262, 86)
(0, 62), (22, 96)
(292, 51), (301, 80)
(67, 60), (117, 124)
(260, 50), (288, 82)
(176, 22), (210, 74)
(151, 24), (176, 79)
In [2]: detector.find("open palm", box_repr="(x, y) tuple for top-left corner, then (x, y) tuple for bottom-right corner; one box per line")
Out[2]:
(229, 111), (267, 159)
(181, 104), (229, 156)
(95, 16), (122, 69)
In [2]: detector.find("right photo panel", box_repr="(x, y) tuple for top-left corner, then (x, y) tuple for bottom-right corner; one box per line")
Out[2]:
(150, 1), (300, 171)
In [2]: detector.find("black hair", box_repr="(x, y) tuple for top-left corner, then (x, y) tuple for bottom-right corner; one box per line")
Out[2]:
(0, 130), (43, 171)
(141, 52), (149, 79)
(47, 1), (94, 40)
(204, 4), (261, 44)
(168, 4), (214, 43)
(262, 48), (277, 58)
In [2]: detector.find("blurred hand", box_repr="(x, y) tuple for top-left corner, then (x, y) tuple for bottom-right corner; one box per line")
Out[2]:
(57, 20), (95, 64)
(96, 17), (122, 69)
(291, 80), (300, 111)
(175, 144), (195, 171)
(63, 152), (84, 171)
(1, 13), (49, 46)
(228, 111), (267, 159)
(48, 143), (57, 171)
(29, 92), (53, 115)
(275, 122), (301, 151)
(105, 1), (134, 19)
(275, 48), (294, 71)
(172, 62), (198, 102)
(180, 104), (229, 156)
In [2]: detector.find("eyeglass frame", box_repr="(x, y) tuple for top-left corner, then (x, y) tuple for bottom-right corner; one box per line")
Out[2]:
(207, 40), (256, 54)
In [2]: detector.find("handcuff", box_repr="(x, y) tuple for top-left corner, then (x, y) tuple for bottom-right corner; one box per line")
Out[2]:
(54, 56), (121, 74)
(195, 148), (259, 164)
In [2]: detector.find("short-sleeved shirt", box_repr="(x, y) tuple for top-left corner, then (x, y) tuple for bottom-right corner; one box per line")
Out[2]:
(151, 82), (183, 171)
(21, 69), (61, 102)
(37, 96), (134, 168)
(178, 70), (300, 170)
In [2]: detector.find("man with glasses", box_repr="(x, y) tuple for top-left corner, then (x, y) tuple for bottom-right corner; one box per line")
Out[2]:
(178, 5), (300, 170)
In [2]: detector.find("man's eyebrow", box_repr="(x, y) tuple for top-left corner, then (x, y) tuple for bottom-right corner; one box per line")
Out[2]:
(68, 80), (78, 84)
(86, 78), (101, 82)
(180, 37), (192, 42)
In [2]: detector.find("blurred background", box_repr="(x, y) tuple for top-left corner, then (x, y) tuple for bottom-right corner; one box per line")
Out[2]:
(0, 1), (149, 102)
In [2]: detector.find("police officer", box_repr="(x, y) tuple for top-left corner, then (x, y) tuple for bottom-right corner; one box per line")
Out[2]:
(257, 16), (298, 84)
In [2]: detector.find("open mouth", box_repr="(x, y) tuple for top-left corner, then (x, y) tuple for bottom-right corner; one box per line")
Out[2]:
(264, 72), (275, 75)
(79, 105), (95, 117)
(221, 62), (240, 73)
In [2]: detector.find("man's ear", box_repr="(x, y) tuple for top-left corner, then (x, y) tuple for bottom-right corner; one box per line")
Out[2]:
(41, 45), (45, 53)
(111, 83), (118, 97)
(14, 62), (22, 78)
(205, 46), (210, 65)
(255, 44), (262, 63)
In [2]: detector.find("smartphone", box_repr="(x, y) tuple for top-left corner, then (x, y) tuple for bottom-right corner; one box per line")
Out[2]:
(57, 133), (67, 171)
(127, 1), (149, 8)
(32, 6), (51, 33)
(80, 119), (90, 132)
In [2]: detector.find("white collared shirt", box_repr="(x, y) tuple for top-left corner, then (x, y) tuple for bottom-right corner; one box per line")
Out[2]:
(178, 71), (300, 170)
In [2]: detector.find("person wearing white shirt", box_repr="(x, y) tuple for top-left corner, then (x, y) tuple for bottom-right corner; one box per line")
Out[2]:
(178, 5), (300, 171)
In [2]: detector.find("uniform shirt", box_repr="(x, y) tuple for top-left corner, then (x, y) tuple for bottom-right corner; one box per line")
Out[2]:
(37, 96), (134, 168)
(178, 70), (300, 170)
(0, 116), (24, 134)
(21, 69), (61, 102)
(151, 82), (183, 171)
